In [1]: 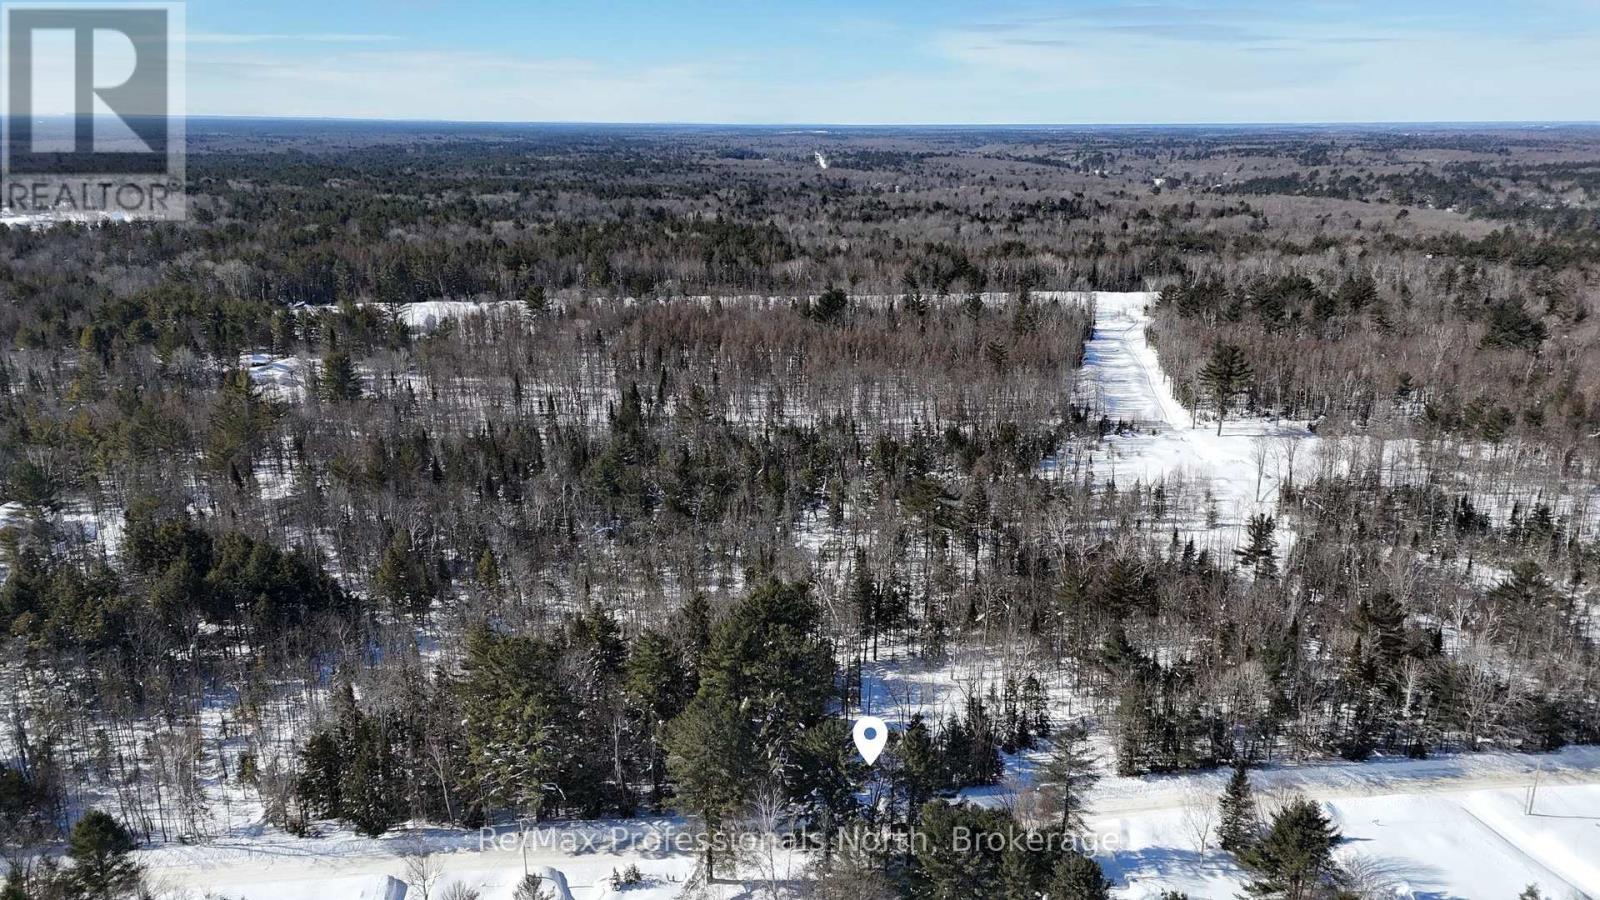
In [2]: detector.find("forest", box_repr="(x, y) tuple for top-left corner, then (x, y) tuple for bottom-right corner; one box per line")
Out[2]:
(0, 122), (1598, 900)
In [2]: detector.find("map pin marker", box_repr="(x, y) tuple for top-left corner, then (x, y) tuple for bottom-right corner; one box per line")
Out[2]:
(853, 715), (889, 765)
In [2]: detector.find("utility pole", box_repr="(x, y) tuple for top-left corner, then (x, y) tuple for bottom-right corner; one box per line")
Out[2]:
(1524, 760), (1544, 815)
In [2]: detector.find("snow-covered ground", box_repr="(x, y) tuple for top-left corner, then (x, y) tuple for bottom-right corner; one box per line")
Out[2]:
(134, 747), (1600, 899)
(1075, 292), (1317, 551)
(243, 352), (308, 399)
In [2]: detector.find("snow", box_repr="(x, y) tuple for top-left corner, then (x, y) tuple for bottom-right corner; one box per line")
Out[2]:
(142, 820), (705, 899)
(1085, 748), (1600, 898)
(133, 749), (1600, 899)
(1076, 292), (1318, 545)
(242, 352), (308, 399)
(392, 300), (524, 332)
(0, 501), (27, 532)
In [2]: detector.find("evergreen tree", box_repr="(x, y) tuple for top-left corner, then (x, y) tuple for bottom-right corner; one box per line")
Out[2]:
(1217, 760), (1258, 854)
(321, 349), (362, 402)
(1198, 342), (1253, 434)
(1489, 560), (1557, 609)
(1236, 515), (1279, 579)
(1337, 636), (1380, 761)
(206, 368), (277, 478)
(459, 627), (566, 818)
(997, 837), (1052, 900)
(1480, 299), (1547, 351)
(625, 629), (689, 809)
(1090, 556), (1150, 620)
(1356, 592), (1408, 686)
(893, 714), (943, 824)
(691, 580), (834, 764)
(1113, 675), (1159, 776)
(66, 810), (142, 900)
(911, 801), (1013, 900)
(562, 605), (631, 817)
(1335, 274), (1378, 313)
(666, 580), (833, 874)
(1048, 852), (1111, 900)
(1039, 723), (1099, 834)
(809, 286), (849, 324)
(374, 528), (437, 617)
(523, 284), (548, 315)
(473, 547), (500, 590)
(1242, 798), (1341, 900)
(665, 692), (754, 876)
(340, 712), (407, 837)
(849, 548), (881, 659)
(297, 730), (344, 820)
(675, 592), (713, 684)
(792, 718), (864, 860)
(1022, 675), (1051, 740)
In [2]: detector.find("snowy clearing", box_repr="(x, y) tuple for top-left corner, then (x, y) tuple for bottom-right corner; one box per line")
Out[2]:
(1076, 291), (1317, 549)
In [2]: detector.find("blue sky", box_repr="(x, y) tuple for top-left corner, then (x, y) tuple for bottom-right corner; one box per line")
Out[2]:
(176, 0), (1600, 123)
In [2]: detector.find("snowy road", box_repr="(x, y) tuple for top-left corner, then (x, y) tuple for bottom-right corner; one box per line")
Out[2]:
(1076, 292), (1317, 545)
(137, 747), (1600, 900)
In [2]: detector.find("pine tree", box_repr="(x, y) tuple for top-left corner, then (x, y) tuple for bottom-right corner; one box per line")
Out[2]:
(1022, 675), (1051, 740)
(1356, 592), (1407, 685)
(1242, 797), (1341, 900)
(665, 692), (753, 876)
(998, 837), (1052, 899)
(1235, 515), (1278, 579)
(1198, 342), (1253, 434)
(473, 547), (500, 589)
(792, 718), (864, 860)
(894, 714), (943, 824)
(523, 284), (548, 315)
(67, 810), (143, 900)
(513, 873), (555, 900)
(666, 580), (833, 874)
(374, 528), (436, 617)
(693, 580), (834, 758)
(675, 592), (713, 684)
(1048, 852), (1111, 900)
(911, 802), (1013, 900)
(1337, 635), (1380, 762)
(459, 627), (565, 818)
(321, 349), (361, 402)
(1113, 677), (1157, 776)
(850, 548), (881, 659)
(625, 629), (689, 809)
(563, 605), (631, 817)
(341, 713), (406, 837)
(1039, 723), (1099, 834)
(1217, 760), (1258, 854)
(1489, 560), (1557, 609)
(810, 286), (849, 324)
(1090, 556), (1149, 619)
(1335, 274), (1378, 313)
(297, 731), (344, 820)
(206, 368), (277, 476)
